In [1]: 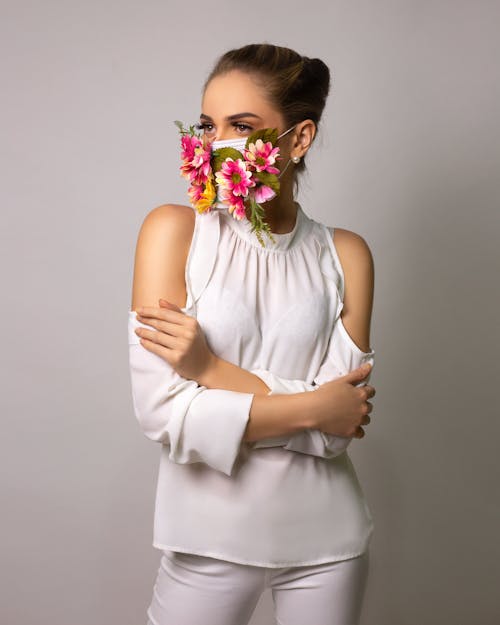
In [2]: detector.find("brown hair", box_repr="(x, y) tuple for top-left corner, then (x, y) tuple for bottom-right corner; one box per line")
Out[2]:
(203, 43), (331, 196)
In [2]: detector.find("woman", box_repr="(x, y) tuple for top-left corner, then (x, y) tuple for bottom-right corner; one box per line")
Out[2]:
(128, 43), (376, 625)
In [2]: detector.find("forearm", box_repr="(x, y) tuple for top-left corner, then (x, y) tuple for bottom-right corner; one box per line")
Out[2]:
(198, 355), (272, 395)
(196, 356), (327, 446)
(243, 391), (314, 443)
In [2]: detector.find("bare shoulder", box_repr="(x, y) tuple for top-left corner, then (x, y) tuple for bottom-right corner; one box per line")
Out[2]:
(140, 202), (195, 237)
(130, 203), (196, 310)
(330, 227), (375, 352)
(332, 227), (374, 271)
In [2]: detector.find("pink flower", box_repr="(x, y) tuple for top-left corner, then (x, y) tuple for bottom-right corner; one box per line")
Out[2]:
(215, 158), (254, 197)
(180, 135), (211, 185)
(180, 134), (199, 162)
(187, 182), (204, 204)
(227, 195), (247, 220)
(253, 184), (276, 203)
(244, 139), (280, 174)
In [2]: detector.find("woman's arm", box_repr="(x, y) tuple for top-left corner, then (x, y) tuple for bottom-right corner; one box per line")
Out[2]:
(197, 356), (272, 393)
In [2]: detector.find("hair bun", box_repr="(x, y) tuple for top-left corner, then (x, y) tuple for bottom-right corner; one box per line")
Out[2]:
(304, 57), (331, 97)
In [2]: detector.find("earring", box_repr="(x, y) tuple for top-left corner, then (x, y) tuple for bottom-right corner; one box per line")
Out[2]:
(292, 155), (301, 164)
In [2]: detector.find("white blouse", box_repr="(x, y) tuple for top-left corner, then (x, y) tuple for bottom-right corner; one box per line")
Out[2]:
(127, 201), (375, 567)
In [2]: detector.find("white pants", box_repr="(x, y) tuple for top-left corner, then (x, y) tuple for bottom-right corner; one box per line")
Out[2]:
(146, 549), (369, 625)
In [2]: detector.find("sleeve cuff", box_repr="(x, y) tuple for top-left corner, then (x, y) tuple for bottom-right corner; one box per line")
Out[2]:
(172, 388), (255, 477)
(251, 369), (316, 394)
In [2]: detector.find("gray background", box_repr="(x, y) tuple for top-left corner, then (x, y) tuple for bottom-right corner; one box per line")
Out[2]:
(2, 1), (499, 624)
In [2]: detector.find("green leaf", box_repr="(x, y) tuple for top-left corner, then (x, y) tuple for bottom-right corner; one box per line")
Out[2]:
(244, 195), (276, 248)
(254, 171), (280, 194)
(211, 147), (245, 173)
(246, 128), (278, 149)
(174, 120), (204, 137)
(215, 146), (244, 160)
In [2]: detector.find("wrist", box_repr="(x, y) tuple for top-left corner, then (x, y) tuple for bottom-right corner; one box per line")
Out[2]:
(244, 392), (313, 443)
(289, 391), (317, 431)
(197, 352), (220, 388)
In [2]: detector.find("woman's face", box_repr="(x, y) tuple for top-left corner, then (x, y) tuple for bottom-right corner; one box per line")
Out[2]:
(200, 70), (289, 145)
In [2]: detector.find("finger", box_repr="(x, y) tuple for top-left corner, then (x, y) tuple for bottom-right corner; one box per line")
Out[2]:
(361, 384), (375, 399)
(364, 385), (376, 398)
(343, 364), (372, 384)
(356, 426), (365, 438)
(158, 318), (195, 338)
(139, 337), (176, 363)
(137, 307), (185, 325)
(137, 316), (187, 338)
(159, 298), (183, 312)
(136, 328), (178, 350)
(136, 306), (189, 325)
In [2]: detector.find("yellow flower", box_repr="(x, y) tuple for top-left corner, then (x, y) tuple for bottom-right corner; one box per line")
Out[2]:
(194, 175), (216, 213)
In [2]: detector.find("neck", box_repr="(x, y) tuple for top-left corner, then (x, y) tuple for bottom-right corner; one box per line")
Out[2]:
(246, 175), (297, 234)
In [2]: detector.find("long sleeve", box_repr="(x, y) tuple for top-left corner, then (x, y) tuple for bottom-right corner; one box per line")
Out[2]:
(128, 310), (255, 477)
(249, 314), (375, 459)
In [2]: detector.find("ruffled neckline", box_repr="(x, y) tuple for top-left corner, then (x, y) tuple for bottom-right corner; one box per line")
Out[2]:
(215, 201), (306, 251)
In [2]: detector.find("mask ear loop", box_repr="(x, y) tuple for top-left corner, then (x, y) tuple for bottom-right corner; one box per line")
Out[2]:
(278, 158), (293, 179)
(277, 124), (297, 140)
(276, 124), (299, 179)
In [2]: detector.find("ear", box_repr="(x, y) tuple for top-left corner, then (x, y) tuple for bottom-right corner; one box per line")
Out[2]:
(292, 119), (316, 158)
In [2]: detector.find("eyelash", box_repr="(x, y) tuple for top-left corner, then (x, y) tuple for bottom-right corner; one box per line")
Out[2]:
(196, 122), (252, 134)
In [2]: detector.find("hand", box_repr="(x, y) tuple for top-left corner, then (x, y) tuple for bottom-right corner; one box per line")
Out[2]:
(310, 364), (376, 439)
(134, 298), (216, 381)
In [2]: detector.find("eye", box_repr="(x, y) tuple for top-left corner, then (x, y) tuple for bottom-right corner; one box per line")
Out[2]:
(233, 123), (252, 133)
(196, 122), (215, 135)
(195, 121), (253, 136)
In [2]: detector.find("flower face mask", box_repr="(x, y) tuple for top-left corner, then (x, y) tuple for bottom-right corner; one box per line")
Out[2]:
(174, 119), (297, 247)
(210, 125), (296, 162)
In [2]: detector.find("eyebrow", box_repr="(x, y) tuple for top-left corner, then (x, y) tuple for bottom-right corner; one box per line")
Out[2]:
(200, 112), (263, 122)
